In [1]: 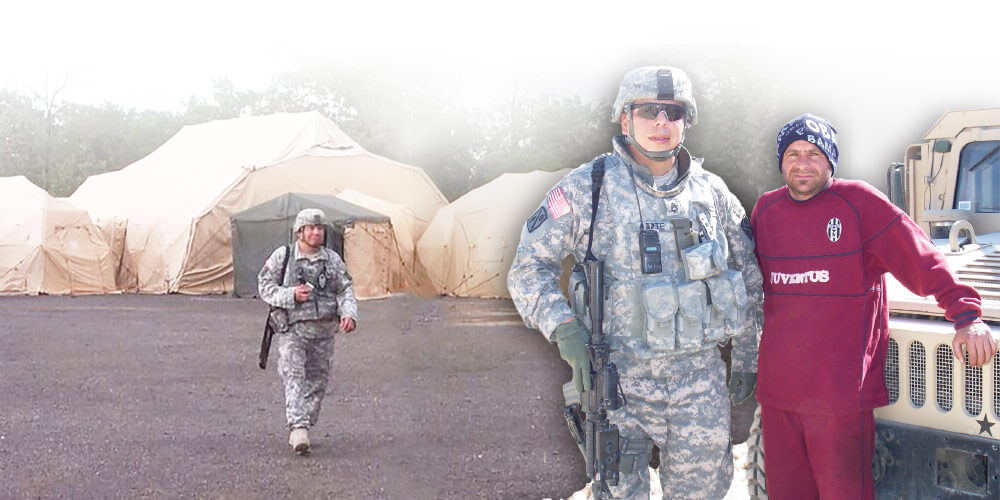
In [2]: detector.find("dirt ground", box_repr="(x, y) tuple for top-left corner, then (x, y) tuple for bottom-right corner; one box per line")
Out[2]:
(0, 293), (752, 499)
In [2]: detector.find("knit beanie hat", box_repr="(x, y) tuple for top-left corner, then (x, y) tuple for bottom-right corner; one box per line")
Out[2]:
(776, 113), (839, 174)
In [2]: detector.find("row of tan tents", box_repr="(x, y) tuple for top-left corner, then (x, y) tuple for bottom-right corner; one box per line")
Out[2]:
(0, 111), (570, 299)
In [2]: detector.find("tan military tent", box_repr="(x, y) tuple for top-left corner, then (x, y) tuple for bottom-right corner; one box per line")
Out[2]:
(416, 169), (569, 298)
(0, 176), (116, 295)
(334, 189), (436, 297)
(230, 192), (400, 300)
(70, 111), (447, 294)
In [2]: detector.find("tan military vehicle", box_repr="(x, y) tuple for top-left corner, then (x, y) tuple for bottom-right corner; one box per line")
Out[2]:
(748, 108), (1000, 499)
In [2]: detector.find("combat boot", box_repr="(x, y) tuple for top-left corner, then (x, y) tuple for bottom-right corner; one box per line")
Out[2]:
(289, 427), (310, 454)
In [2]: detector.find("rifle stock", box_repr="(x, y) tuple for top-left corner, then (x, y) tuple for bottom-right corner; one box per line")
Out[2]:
(258, 312), (275, 369)
(258, 244), (291, 370)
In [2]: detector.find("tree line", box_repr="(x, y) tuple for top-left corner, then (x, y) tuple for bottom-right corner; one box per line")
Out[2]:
(0, 64), (784, 210)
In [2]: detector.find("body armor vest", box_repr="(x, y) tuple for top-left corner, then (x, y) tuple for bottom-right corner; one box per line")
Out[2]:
(284, 250), (341, 325)
(570, 158), (748, 361)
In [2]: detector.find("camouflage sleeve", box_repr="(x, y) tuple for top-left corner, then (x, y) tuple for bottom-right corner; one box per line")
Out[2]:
(716, 185), (763, 372)
(327, 250), (358, 320)
(258, 246), (296, 308)
(507, 175), (584, 341)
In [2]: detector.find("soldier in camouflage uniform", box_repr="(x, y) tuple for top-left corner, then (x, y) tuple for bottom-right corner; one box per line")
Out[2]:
(507, 66), (763, 499)
(258, 208), (358, 455)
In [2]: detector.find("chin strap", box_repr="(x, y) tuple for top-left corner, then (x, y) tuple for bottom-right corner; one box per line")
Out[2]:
(625, 110), (685, 162)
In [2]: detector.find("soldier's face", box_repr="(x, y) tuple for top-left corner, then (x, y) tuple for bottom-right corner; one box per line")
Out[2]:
(621, 99), (685, 154)
(298, 224), (325, 249)
(781, 140), (832, 200)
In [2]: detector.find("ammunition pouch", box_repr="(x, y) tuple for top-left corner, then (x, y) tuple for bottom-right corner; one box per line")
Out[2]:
(618, 436), (653, 475)
(640, 280), (708, 350)
(603, 268), (748, 353)
(680, 239), (726, 281)
(287, 297), (339, 325)
(315, 297), (339, 321)
(705, 270), (749, 338)
(673, 281), (707, 348)
(268, 308), (289, 333)
(641, 281), (680, 350)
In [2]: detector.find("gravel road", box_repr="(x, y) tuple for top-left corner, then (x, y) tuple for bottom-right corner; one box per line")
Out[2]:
(0, 293), (751, 499)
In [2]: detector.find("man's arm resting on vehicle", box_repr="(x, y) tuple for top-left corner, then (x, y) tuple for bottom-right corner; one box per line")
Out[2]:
(952, 319), (998, 367)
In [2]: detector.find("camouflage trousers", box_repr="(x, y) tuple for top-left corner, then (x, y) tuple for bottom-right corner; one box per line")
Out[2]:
(601, 348), (731, 500)
(275, 320), (337, 429)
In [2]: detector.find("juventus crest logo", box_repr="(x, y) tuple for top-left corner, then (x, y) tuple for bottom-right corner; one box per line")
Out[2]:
(827, 217), (842, 242)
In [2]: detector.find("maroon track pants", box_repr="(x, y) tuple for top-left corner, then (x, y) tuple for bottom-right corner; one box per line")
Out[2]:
(760, 405), (875, 500)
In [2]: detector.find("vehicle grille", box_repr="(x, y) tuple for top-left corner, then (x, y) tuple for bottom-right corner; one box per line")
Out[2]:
(967, 360), (983, 415)
(995, 361), (1000, 417)
(884, 339), (994, 416)
(887, 339), (899, 403)
(936, 345), (953, 411)
(910, 341), (926, 407)
(879, 320), (997, 439)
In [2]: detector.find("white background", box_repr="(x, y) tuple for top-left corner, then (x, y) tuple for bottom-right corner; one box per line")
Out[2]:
(3, 1), (999, 186)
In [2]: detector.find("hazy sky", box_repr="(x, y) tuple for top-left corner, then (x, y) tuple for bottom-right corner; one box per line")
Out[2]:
(3, 1), (999, 188)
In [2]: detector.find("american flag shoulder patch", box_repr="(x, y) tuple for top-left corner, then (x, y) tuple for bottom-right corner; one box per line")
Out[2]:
(546, 187), (570, 220)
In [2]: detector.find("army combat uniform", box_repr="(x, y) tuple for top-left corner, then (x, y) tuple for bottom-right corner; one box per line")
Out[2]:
(258, 243), (357, 430)
(508, 136), (763, 500)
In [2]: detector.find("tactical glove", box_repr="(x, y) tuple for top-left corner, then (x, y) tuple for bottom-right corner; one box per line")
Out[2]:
(554, 321), (592, 394)
(728, 371), (757, 405)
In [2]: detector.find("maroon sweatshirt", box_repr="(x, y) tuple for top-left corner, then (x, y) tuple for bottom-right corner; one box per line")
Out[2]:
(751, 178), (981, 414)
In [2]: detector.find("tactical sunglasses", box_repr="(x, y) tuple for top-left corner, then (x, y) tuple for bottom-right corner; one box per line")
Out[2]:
(631, 102), (686, 121)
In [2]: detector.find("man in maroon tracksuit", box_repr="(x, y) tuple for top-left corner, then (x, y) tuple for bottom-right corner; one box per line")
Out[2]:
(750, 113), (997, 499)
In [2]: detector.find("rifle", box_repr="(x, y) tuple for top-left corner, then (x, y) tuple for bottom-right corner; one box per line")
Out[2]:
(582, 258), (624, 498)
(258, 318), (275, 369)
(258, 244), (291, 370)
(562, 157), (625, 498)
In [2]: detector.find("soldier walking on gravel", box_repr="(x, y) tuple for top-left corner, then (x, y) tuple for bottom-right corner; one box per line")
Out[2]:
(508, 66), (763, 500)
(258, 208), (358, 454)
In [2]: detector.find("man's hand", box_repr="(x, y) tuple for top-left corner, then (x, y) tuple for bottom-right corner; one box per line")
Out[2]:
(339, 317), (356, 333)
(728, 371), (757, 405)
(293, 283), (311, 303)
(953, 320), (998, 368)
(554, 321), (591, 394)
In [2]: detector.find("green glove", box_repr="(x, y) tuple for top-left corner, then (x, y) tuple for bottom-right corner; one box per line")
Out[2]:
(554, 321), (592, 394)
(729, 371), (757, 405)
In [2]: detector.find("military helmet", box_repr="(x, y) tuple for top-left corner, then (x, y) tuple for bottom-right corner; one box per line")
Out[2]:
(293, 208), (326, 233)
(611, 66), (697, 126)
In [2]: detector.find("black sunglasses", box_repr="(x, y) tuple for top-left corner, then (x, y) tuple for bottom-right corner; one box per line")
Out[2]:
(631, 102), (686, 121)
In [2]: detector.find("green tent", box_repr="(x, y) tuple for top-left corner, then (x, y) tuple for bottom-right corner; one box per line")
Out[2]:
(230, 192), (389, 298)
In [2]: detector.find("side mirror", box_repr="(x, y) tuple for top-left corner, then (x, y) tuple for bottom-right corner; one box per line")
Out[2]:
(887, 162), (906, 210)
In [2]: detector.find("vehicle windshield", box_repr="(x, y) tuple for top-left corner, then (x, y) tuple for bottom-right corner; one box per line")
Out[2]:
(955, 140), (1000, 213)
